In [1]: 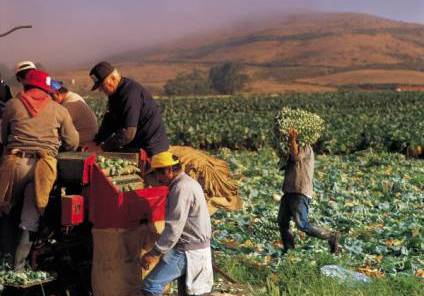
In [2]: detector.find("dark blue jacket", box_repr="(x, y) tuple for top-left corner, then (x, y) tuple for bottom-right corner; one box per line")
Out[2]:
(95, 78), (169, 156)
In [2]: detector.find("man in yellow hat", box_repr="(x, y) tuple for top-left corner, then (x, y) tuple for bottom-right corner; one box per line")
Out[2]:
(140, 151), (213, 296)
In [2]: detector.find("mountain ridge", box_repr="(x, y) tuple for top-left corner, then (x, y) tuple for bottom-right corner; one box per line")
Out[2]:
(58, 12), (424, 94)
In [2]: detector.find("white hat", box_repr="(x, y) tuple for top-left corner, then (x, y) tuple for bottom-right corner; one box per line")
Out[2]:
(16, 61), (36, 74)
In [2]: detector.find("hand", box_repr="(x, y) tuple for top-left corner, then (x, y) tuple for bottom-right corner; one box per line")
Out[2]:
(139, 252), (159, 270)
(288, 128), (298, 140)
(84, 141), (103, 152)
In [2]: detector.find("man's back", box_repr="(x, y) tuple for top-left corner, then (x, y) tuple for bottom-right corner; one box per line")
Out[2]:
(283, 144), (315, 198)
(2, 98), (79, 155)
(107, 77), (169, 155)
(62, 91), (98, 145)
(170, 173), (212, 249)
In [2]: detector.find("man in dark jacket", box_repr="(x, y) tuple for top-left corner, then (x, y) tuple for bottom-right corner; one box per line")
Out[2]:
(0, 73), (13, 113)
(89, 61), (169, 157)
(0, 73), (13, 154)
(0, 75), (12, 102)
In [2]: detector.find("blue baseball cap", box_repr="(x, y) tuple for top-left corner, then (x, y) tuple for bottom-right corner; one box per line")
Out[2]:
(51, 79), (63, 91)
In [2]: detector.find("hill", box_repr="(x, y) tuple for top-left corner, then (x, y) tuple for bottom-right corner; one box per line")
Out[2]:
(58, 12), (424, 94)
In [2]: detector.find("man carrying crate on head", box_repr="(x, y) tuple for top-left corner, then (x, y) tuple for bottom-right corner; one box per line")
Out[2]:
(278, 128), (340, 253)
(140, 151), (213, 296)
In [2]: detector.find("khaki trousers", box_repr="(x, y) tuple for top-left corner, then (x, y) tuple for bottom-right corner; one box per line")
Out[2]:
(13, 157), (40, 232)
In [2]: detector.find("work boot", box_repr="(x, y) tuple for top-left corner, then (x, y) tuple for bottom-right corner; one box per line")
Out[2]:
(281, 231), (295, 251)
(14, 230), (33, 272)
(307, 225), (340, 254)
(328, 231), (341, 254)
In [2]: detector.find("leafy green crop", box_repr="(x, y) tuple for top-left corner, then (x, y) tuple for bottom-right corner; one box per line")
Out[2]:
(212, 148), (424, 276)
(274, 108), (325, 160)
(0, 259), (54, 286)
(86, 91), (424, 156)
(275, 108), (325, 145)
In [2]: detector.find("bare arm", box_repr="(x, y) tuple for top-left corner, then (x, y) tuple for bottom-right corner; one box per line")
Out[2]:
(288, 128), (299, 162)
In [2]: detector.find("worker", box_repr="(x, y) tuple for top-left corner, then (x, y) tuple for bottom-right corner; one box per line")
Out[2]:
(140, 152), (213, 296)
(51, 81), (98, 146)
(277, 128), (340, 253)
(0, 69), (79, 271)
(0, 72), (13, 106)
(0, 73), (13, 183)
(89, 61), (169, 157)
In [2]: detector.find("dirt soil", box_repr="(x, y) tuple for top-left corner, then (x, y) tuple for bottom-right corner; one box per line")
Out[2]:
(166, 276), (251, 296)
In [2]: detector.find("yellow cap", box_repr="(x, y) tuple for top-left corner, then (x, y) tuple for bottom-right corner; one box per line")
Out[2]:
(151, 151), (179, 169)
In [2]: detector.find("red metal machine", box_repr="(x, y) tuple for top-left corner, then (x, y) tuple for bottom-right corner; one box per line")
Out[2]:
(5, 151), (168, 295)
(89, 158), (167, 228)
(61, 195), (84, 226)
(58, 151), (167, 228)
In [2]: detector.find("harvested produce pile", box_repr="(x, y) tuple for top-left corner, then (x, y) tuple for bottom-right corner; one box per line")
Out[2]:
(0, 270), (52, 286)
(96, 156), (140, 176)
(0, 260), (54, 287)
(96, 156), (143, 192)
(212, 148), (424, 276)
(274, 108), (325, 160)
(275, 108), (325, 145)
(87, 91), (424, 156)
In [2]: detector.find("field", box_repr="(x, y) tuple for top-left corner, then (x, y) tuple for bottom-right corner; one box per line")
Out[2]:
(298, 70), (424, 87)
(87, 91), (424, 156)
(212, 149), (423, 295)
(86, 91), (424, 295)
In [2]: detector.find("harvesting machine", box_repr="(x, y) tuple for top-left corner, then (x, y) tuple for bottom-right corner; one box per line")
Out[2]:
(2, 151), (168, 295)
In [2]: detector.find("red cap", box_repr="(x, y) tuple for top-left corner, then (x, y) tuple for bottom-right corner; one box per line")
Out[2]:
(22, 69), (53, 93)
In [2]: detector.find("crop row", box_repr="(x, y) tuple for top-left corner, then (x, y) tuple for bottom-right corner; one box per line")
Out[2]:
(86, 91), (424, 155)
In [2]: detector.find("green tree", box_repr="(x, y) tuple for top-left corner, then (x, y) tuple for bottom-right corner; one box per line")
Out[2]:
(208, 62), (248, 94)
(164, 69), (211, 96)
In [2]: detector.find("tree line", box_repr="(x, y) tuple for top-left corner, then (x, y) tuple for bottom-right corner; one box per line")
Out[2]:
(163, 62), (248, 96)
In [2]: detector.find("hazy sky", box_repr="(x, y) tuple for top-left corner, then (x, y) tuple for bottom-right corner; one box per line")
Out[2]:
(0, 0), (423, 70)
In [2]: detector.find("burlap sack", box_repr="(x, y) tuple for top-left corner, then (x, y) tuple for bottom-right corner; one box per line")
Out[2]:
(169, 146), (242, 215)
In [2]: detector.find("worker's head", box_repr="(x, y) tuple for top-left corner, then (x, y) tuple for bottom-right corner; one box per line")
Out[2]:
(151, 152), (182, 185)
(89, 61), (121, 95)
(51, 80), (68, 104)
(15, 60), (36, 83)
(21, 69), (53, 94)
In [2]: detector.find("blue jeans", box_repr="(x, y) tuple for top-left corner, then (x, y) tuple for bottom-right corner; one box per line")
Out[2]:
(277, 193), (332, 249)
(142, 249), (187, 296)
(278, 193), (311, 231)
